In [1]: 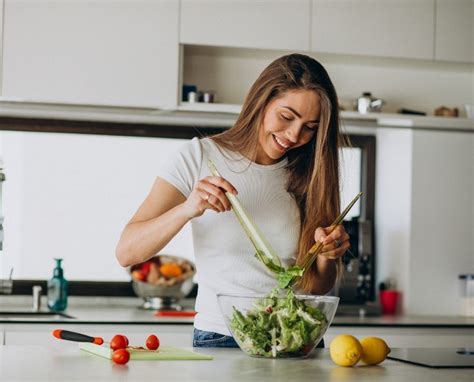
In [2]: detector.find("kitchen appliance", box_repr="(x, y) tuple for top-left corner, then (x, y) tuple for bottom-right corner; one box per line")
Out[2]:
(336, 218), (379, 315)
(356, 92), (384, 113)
(388, 348), (474, 368)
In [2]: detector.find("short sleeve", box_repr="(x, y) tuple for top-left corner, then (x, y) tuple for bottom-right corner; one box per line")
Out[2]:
(156, 137), (203, 198)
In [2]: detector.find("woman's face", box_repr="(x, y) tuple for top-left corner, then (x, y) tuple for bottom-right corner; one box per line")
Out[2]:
(257, 89), (320, 165)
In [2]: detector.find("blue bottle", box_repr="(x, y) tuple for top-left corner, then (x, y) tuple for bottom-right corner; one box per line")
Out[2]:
(47, 258), (68, 312)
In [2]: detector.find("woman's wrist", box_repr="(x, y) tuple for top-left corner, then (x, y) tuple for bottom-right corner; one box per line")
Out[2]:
(315, 255), (336, 272)
(177, 201), (197, 222)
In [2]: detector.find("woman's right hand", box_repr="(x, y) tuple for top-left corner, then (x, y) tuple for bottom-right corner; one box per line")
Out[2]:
(182, 176), (238, 218)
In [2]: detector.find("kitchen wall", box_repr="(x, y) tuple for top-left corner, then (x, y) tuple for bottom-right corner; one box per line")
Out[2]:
(372, 128), (474, 316)
(0, 132), (195, 280)
(183, 45), (473, 115)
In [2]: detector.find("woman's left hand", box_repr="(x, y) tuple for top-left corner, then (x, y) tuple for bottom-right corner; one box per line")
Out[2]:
(314, 225), (350, 260)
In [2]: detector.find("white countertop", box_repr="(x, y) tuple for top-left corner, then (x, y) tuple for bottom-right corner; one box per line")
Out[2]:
(0, 100), (472, 132)
(0, 344), (472, 382)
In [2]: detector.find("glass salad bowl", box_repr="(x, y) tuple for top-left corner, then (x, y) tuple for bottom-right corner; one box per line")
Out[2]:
(217, 290), (339, 359)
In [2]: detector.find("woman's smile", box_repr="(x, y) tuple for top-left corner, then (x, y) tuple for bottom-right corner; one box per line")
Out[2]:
(272, 134), (293, 152)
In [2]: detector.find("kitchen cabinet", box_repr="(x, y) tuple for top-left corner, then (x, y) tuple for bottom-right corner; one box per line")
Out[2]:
(2, 0), (179, 108)
(180, 0), (310, 51)
(435, 0), (474, 63)
(311, 0), (435, 60)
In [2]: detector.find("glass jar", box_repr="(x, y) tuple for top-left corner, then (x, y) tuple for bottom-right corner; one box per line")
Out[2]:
(459, 274), (474, 317)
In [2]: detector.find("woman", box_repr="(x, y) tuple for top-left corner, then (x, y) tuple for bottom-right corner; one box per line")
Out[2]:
(116, 54), (350, 348)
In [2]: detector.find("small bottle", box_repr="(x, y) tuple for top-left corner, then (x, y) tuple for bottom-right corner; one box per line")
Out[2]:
(47, 258), (68, 312)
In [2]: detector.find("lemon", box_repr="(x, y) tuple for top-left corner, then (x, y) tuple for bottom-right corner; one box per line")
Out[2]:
(329, 334), (363, 367)
(360, 337), (391, 365)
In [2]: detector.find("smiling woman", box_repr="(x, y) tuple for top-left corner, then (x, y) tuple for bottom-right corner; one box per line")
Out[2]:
(115, 54), (350, 347)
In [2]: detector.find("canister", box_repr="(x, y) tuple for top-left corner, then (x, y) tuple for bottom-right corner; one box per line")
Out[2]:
(459, 274), (474, 317)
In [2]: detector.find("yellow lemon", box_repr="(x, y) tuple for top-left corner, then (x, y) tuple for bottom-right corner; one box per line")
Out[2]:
(329, 334), (363, 367)
(360, 337), (391, 365)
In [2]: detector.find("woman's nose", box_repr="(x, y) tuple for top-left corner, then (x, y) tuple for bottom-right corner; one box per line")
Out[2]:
(285, 124), (302, 143)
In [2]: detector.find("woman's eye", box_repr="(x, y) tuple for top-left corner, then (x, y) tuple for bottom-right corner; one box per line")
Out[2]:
(305, 124), (317, 130)
(280, 114), (292, 121)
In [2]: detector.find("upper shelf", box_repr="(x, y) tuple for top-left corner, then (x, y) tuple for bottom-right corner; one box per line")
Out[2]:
(0, 100), (472, 133)
(177, 102), (473, 131)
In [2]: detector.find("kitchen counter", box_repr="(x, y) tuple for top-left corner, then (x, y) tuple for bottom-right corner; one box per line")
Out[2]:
(1, 296), (473, 327)
(0, 343), (472, 382)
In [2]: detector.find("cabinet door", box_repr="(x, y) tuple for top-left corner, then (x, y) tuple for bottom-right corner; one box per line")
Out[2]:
(2, 0), (179, 108)
(311, 0), (435, 60)
(180, 0), (310, 51)
(435, 0), (473, 63)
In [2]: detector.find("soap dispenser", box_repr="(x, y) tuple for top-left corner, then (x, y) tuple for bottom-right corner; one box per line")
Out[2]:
(47, 258), (68, 312)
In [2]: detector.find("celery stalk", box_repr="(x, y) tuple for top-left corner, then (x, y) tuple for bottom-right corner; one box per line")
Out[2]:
(207, 159), (282, 271)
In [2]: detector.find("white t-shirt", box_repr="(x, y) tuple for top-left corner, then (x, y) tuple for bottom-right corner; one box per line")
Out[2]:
(157, 137), (301, 335)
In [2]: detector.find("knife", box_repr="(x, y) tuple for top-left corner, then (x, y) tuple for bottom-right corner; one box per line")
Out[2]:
(53, 329), (104, 345)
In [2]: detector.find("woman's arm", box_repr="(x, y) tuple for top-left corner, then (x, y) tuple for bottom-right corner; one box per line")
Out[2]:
(115, 175), (238, 268)
(115, 177), (190, 267)
(309, 225), (350, 295)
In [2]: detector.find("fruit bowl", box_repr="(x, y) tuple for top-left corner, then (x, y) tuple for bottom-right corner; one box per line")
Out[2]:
(129, 254), (195, 310)
(217, 290), (339, 358)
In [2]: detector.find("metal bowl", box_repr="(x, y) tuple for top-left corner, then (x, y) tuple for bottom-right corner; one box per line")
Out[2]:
(129, 254), (195, 310)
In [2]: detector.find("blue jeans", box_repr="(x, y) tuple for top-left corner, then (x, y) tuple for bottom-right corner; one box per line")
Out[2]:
(193, 328), (239, 348)
(192, 328), (325, 349)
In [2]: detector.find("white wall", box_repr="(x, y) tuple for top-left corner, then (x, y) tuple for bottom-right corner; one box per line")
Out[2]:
(373, 128), (413, 313)
(408, 130), (474, 315)
(0, 132), (194, 280)
(183, 45), (474, 116)
(373, 128), (474, 316)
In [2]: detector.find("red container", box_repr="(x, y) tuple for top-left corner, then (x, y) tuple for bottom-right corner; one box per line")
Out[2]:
(379, 290), (400, 315)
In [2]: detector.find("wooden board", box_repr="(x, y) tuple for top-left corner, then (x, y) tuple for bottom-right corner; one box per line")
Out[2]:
(80, 343), (213, 361)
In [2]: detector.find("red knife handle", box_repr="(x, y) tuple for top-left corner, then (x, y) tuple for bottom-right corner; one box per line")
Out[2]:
(53, 329), (104, 345)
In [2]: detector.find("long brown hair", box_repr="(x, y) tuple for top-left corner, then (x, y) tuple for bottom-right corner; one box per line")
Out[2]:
(212, 54), (344, 294)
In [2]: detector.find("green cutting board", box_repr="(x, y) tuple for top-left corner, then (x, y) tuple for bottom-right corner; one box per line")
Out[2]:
(80, 343), (213, 361)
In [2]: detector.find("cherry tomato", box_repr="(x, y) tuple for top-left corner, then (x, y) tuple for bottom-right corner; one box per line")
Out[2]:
(110, 334), (128, 350)
(112, 349), (130, 365)
(121, 335), (129, 346)
(146, 334), (160, 350)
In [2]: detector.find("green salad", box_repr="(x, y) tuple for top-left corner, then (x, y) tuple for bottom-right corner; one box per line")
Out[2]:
(229, 288), (328, 358)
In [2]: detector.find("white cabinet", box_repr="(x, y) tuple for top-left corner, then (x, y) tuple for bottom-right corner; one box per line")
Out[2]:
(435, 0), (474, 63)
(311, 0), (435, 60)
(180, 0), (310, 51)
(2, 0), (179, 108)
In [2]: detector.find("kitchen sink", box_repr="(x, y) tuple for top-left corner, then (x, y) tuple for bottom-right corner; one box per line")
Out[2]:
(0, 311), (76, 319)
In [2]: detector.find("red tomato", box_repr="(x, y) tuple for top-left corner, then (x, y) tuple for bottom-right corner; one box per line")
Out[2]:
(112, 349), (130, 365)
(110, 335), (128, 350)
(117, 334), (128, 347)
(146, 334), (160, 350)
